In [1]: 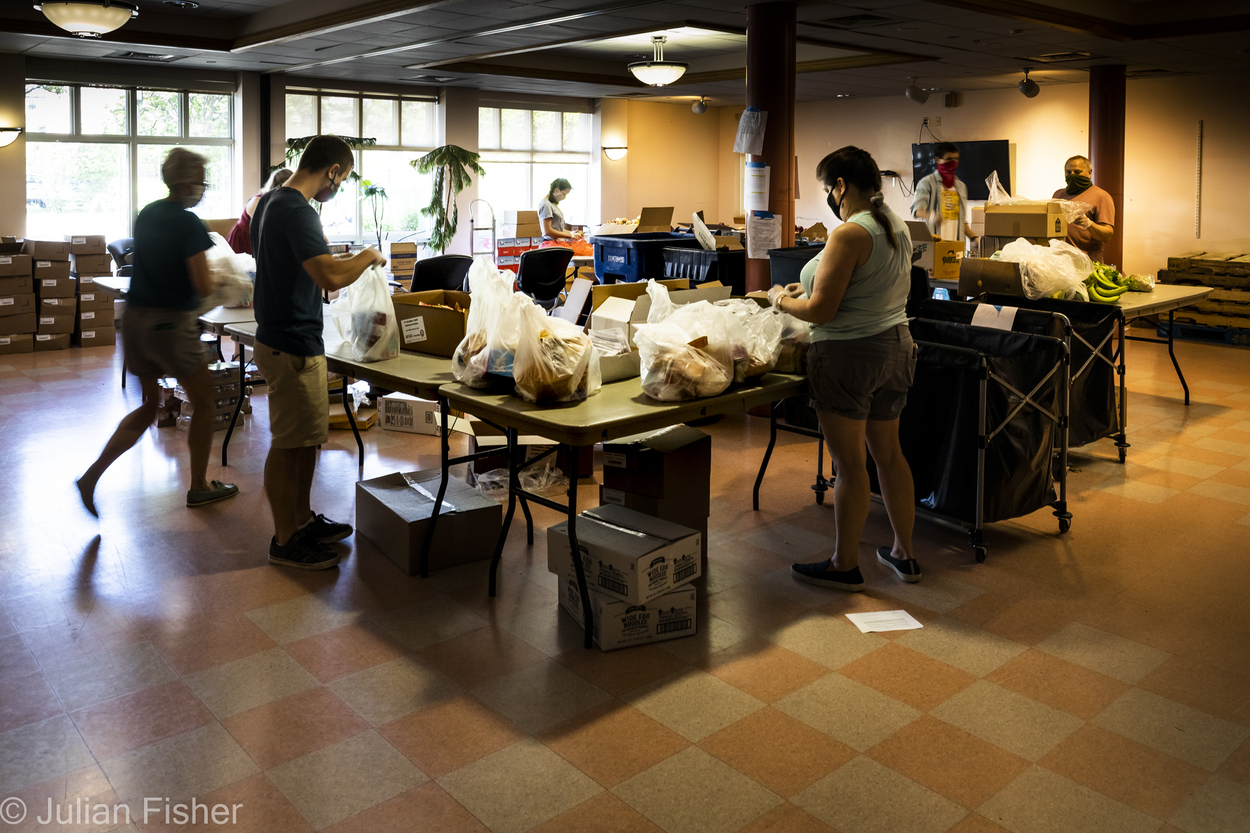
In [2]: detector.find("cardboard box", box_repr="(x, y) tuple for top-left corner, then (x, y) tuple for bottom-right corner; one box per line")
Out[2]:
(37, 277), (75, 299)
(390, 290), (470, 357)
(591, 207), (675, 236)
(558, 573), (697, 651)
(33, 260), (72, 282)
(0, 314), (36, 336)
(23, 240), (70, 260)
(76, 307), (115, 328)
(0, 253), (33, 278)
(74, 274), (109, 288)
(0, 334), (33, 355)
(38, 310), (76, 335)
(601, 425), (711, 513)
(69, 253), (112, 275)
(547, 504), (702, 604)
(906, 220), (934, 276)
(599, 487), (709, 560)
(355, 469), (503, 576)
(0, 293), (35, 317)
(598, 350), (641, 383)
(34, 332), (71, 351)
(932, 240), (965, 282)
(500, 210), (542, 240)
(0, 275), (34, 295)
(379, 393), (441, 435)
(984, 201), (1068, 238)
(590, 281), (729, 348)
(65, 235), (108, 255)
(73, 326), (116, 347)
(958, 258), (1026, 297)
(77, 290), (114, 311)
(328, 403), (374, 430)
(39, 297), (75, 314)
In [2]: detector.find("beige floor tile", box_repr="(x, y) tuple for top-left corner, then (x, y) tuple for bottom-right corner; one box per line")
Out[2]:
(1139, 455), (1226, 480)
(538, 702), (689, 789)
(266, 731), (426, 830)
(1191, 436), (1250, 457)
(369, 595), (487, 651)
(1093, 689), (1250, 772)
(1035, 622), (1170, 684)
(658, 614), (751, 664)
(473, 659), (613, 735)
(0, 715), (96, 794)
(183, 647), (319, 720)
(762, 613), (887, 669)
(326, 655), (463, 726)
(1187, 479), (1250, 506)
(100, 723), (258, 803)
(774, 674), (920, 752)
(614, 746), (782, 833)
(931, 681), (1083, 761)
(1095, 480), (1179, 504)
(319, 782), (488, 833)
(437, 738), (601, 833)
(1169, 776), (1250, 833)
(624, 668), (765, 742)
(794, 755), (968, 833)
(895, 618), (1027, 677)
(869, 573), (985, 614)
(978, 766), (1160, 833)
(499, 604), (589, 658)
(43, 640), (177, 712)
(245, 592), (364, 646)
(745, 523), (835, 559)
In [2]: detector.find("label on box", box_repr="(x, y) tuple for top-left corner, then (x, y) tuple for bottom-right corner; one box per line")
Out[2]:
(37, 261), (50, 268)
(0, 258), (9, 265)
(601, 487), (625, 505)
(72, 237), (86, 245)
(81, 330), (96, 339)
(36, 334), (50, 342)
(603, 451), (627, 468)
(46, 298), (66, 305)
(401, 315), (426, 344)
(81, 293), (94, 302)
(0, 338), (8, 345)
(42, 279), (56, 287)
(40, 317), (53, 325)
(81, 311), (95, 320)
(0, 299), (10, 307)
(79, 277), (93, 285)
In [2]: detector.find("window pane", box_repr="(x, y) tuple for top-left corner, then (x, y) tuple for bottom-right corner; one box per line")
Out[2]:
(25, 84), (71, 134)
(532, 110), (560, 152)
(477, 161), (531, 216)
(317, 150), (360, 239)
(533, 162), (588, 226)
(363, 98), (398, 146)
(401, 100), (435, 147)
(26, 142), (130, 244)
(189, 93), (231, 138)
(562, 112), (590, 152)
(359, 150), (433, 247)
(499, 109), (530, 151)
(137, 144), (232, 222)
(478, 107), (499, 150)
(80, 87), (127, 135)
(138, 89), (181, 136)
(286, 94), (317, 139)
(320, 96), (357, 137)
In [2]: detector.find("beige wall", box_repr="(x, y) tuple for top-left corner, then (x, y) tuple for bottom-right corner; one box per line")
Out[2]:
(440, 86), (480, 255)
(0, 54), (26, 237)
(625, 100), (721, 226)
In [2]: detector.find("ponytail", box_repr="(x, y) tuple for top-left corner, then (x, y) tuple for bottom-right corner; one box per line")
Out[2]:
(816, 147), (897, 251)
(867, 192), (897, 252)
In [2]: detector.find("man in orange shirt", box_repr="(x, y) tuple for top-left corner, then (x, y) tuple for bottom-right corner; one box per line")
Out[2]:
(1053, 155), (1115, 263)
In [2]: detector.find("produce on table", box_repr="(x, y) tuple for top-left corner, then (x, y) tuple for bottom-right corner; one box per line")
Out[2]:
(1082, 262), (1153, 303)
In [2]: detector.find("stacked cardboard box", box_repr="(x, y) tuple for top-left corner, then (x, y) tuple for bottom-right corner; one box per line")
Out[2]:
(25, 239), (73, 351)
(548, 504), (701, 651)
(384, 241), (419, 282)
(66, 235), (116, 346)
(496, 211), (543, 274)
(1158, 251), (1250, 335)
(173, 362), (248, 431)
(0, 240), (36, 354)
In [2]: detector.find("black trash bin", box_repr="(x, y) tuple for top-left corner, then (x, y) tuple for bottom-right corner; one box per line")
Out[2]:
(767, 244), (824, 287)
(661, 246), (747, 295)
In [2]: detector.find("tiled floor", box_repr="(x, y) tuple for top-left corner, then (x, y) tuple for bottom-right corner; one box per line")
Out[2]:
(2, 331), (1249, 833)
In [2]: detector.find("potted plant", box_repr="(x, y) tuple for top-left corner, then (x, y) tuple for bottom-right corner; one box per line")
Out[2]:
(272, 135), (377, 182)
(412, 145), (485, 254)
(361, 180), (388, 249)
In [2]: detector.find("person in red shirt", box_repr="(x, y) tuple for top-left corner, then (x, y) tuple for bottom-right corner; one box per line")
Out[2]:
(226, 167), (292, 255)
(1053, 155), (1115, 263)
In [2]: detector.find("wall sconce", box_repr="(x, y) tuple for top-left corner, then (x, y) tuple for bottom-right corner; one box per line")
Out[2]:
(602, 147), (628, 161)
(0, 128), (24, 148)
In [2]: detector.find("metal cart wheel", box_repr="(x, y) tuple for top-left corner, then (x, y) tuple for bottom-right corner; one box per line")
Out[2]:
(1118, 446), (1127, 463)
(1059, 517), (1071, 533)
(814, 488), (825, 505)
(974, 546), (988, 563)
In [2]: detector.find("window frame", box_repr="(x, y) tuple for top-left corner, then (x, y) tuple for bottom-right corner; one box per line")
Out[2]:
(477, 106), (592, 225)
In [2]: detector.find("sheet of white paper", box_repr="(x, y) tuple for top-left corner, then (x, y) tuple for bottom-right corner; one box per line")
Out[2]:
(556, 278), (593, 324)
(971, 303), (1018, 331)
(845, 610), (924, 633)
(746, 211), (781, 260)
(733, 107), (768, 155)
(744, 161), (770, 213)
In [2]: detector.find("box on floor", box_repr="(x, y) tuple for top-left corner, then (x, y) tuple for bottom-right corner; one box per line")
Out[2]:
(73, 326), (116, 347)
(0, 293), (34, 317)
(557, 570), (697, 651)
(601, 425), (711, 511)
(65, 235), (108, 255)
(34, 333), (70, 351)
(0, 334), (33, 355)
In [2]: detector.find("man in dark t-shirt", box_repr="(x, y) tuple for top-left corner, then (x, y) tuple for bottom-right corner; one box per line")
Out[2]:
(1053, 155), (1116, 263)
(252, 135), (386, 570)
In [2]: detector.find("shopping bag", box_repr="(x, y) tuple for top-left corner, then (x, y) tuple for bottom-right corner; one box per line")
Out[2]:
(512, 301), (601, 404)
(328, 264), (400, 362)
(453, 256), (517, 386)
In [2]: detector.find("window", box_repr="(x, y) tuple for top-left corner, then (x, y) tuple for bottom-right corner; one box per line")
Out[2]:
(478, 107), (592, 228)
(24, 83), (234, 244)
(282, 90), (438, 244)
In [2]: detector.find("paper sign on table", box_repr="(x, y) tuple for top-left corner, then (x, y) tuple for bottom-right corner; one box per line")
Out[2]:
(971, 303), (1018, 331)
(845, 610), (923, 633)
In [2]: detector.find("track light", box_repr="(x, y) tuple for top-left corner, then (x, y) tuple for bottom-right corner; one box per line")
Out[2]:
(1018, 68), (1040, 98)
(692, 97), (707, 114)
(904, 77), (928, 104)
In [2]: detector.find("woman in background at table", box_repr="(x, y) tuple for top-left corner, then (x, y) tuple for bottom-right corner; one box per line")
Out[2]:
(76, 148), (239, 516)
(769, 146), (921, 592)
(226, 167), (292, 255)
(537, 178), (583, 242)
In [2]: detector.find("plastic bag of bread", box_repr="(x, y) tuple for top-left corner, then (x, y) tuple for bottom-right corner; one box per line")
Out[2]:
(773, 309), (810, 374)
(715, 299), (784, 383)
(644, 278), (677, 324)
(634, 322), (733, 401)
(327, 264), (400, 362)
(453, 256), (516, 386)
(513, 301), (601, 404)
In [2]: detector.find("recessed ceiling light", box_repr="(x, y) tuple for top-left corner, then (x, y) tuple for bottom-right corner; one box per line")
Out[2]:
(163, 0), (199, 8)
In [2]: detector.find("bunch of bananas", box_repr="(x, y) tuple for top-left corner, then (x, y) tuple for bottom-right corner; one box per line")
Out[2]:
(1085, 265), (1128, 303)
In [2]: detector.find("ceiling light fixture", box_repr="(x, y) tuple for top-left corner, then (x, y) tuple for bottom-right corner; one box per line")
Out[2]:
(692, 97), (707, 114)
(904, 77), (928, 104)
(1018, 68), (1040, 98)
(35, 1), (138, 38)
(602, 146), (628, 161)
(0, 127), (24, 149)
(628, 36), (687, 87)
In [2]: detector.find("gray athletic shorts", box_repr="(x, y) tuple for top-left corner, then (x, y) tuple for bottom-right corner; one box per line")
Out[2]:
(807, 324), (917, 421)
(121, 306), (206, 380)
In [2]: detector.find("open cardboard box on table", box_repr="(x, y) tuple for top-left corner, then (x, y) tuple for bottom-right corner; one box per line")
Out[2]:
(390, 290), (470, 357)
(590, 206), (675, 237)
(589, 280), (730, 349)
(906, 220), (964, 281)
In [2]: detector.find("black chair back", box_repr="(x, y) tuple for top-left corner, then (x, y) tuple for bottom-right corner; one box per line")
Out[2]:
(107, 238), (134, 278)
(410, 254), (472, 292)
(518, 247), (573, 309)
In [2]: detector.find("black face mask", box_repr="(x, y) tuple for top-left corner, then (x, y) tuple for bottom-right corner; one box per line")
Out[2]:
(827, 188), (846, 221)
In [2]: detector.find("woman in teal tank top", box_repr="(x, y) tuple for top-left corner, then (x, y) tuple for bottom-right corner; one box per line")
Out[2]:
(770, 147), (921, 592)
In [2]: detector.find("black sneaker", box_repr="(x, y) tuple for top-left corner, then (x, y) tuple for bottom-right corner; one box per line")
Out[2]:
(791, 561), (865, 592)
(269, 530), (341, 571)
(877, 547), (922, 583)
(304, 513), (353, 543)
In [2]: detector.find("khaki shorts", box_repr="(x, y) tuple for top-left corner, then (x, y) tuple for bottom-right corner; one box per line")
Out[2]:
(254, 341), (329, 449)
(807, 324), (917, 421)
(121, 306), (206, 380)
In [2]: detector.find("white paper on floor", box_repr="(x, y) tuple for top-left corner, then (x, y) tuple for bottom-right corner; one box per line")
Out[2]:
(845, 610), (923, 633)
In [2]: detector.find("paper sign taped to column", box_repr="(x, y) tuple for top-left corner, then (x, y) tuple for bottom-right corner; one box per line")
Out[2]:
(971, 304), (1017, 331)
(746, 211), (781, 260)
(733, 106), (767, 155)
(744, 161), (770, 213)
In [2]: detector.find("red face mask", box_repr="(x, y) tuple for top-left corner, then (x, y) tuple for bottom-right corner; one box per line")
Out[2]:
(937, 159), (958, 188)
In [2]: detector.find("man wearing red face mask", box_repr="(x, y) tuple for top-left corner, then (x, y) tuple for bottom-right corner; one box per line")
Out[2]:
(252, 135), (387, 570)
(912, 142), (978, 243)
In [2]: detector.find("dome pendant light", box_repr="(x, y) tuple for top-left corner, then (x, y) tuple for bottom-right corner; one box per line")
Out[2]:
(628, 36), (688, 87)
(35, 1), (138, 38)
(904, 77), (929, 104)
(1018, 68), (1040, 98)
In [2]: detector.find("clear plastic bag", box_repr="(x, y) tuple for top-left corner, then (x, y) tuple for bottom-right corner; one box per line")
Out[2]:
(715, 299), (783, 383)
(453, 256), (518, 386)
(985, 171), (1029, 206)
(328, 264), (400, 361)
(645, 279), (676, 324)
(998, 238), (1093, 301)
(588, 327), (630, 358)
(198, 232), (255, 313)
(475, 460), (568, 501)
(512, 301), (601, 404)
(635, 300), (736, 401)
